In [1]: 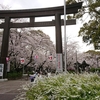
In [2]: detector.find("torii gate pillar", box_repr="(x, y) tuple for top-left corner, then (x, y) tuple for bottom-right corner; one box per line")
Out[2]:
(55, 14), (63, 72)
(0, 17), (10, 78)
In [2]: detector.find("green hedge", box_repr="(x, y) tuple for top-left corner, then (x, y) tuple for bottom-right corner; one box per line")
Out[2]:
(90, 67), (100, 73)
(7, 72), (22, 80)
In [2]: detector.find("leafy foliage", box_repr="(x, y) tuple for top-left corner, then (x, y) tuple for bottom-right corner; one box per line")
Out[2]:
(79, 20), (100, 48)
(78, 0), (100, 49)
(66, 0), (100, 49)
(15, 73), (100, 100)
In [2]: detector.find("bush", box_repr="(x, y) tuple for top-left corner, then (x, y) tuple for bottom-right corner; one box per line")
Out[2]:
(26, 73), (100, 100)
(15, 73), (100, 100)
(90, 67), (100, 73)
(7, 71), (22, 80)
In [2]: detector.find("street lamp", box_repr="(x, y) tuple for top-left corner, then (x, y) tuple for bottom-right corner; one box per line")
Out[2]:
(64, 0), (67, 72)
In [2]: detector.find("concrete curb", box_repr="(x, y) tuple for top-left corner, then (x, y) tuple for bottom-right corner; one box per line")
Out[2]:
(0, 78), (8, 82)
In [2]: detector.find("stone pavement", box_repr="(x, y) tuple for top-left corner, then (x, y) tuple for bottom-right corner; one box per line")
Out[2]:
(0, 79), (30, 100)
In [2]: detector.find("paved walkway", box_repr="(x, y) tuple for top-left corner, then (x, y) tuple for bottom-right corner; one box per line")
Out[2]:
(0, 79), (30, 100)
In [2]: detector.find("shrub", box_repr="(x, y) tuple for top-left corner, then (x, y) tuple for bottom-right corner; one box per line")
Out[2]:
(90, 67), (100, 73)
(7, 71), (22, 80)
(27, 73), (100, 100)
(15, 73), (100, 100)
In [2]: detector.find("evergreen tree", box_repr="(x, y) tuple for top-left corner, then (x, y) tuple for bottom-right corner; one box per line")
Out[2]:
(66, 0), (100, 49)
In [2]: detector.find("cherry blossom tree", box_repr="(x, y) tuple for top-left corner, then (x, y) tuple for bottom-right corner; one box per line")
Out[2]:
(8, 28), (56, 73)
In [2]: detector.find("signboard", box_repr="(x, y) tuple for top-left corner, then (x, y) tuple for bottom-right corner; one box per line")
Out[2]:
(0, 64), (4, 77)
(20, 58), (25, 64)
(56, 53), (63, 72)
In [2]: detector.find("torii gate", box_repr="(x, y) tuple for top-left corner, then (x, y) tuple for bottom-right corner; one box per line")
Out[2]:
(0, 2), (82, 78)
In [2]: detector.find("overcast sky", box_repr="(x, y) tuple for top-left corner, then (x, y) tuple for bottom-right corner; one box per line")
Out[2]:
(0, 0), (94, 52)
(0, 0), (64, 9)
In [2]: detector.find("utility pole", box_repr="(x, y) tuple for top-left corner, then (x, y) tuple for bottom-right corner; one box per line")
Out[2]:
(64, 0), (67, 72)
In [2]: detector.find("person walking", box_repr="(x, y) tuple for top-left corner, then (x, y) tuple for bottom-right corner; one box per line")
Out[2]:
(30, 72), (37, 82)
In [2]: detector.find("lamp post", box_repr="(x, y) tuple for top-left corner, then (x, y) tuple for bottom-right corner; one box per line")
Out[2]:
(64, 0), (67, 72)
